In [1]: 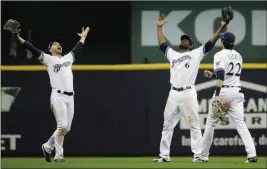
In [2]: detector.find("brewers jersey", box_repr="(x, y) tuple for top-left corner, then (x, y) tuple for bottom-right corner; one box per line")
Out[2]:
(165, 45), (207, 87)
(213, 49), (242, 86)
(39, 52), (75, 92)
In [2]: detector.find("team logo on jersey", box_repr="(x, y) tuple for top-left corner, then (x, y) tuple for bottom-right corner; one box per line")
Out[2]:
(216, 61), (220, 66)
(172, 55), (192, 68)
(53, 61), (71, 72)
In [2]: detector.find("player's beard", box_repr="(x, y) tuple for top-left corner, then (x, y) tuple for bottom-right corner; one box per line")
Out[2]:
(179, 44), (189, 51)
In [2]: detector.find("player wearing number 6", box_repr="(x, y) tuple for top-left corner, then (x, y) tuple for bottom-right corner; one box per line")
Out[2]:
(196, 32), (258, 163)
(152, 12), (228, 163)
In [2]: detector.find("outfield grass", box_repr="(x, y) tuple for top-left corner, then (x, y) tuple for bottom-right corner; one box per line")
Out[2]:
(2, 157), (267, 168)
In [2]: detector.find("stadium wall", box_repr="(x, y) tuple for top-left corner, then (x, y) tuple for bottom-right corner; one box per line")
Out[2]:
(2, 65), (267, 157)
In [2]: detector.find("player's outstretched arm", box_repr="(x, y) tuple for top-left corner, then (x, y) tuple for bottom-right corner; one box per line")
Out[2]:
(71, 27), (90, 54)
(16, 34), (42, 58)
(157, 14), (167, 46)
(157, 14), (170, 54)
(203, 21), (227, 54)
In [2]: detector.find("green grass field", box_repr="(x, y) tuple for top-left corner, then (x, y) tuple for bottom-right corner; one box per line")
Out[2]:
(2, 157), (267, 168)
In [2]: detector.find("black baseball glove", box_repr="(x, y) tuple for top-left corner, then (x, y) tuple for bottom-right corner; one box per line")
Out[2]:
(221, 6), (234, 25)
(3, 19), (21, 34)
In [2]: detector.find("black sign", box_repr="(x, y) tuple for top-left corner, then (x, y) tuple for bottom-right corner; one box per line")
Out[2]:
(1, 69), (267, 156)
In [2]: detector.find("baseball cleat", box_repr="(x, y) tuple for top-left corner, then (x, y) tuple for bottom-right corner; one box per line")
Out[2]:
(192, 157), (208, 163)
(41, 145), (52, 162)
(152, 156), (171, 162)
(54, 158), (66, 163)
(245, 156), (258, 163)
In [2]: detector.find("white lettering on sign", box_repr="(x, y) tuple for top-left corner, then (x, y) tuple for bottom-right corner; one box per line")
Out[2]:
(1, 134), (21, 151)
(195, 9), (221, 47)
(252, 10), (267, 46)
(141, 10), (192, 46)
(141, 10), (267, 46)
(196, 9), (246, 46)
(179, 113), (267, 130)
(224, 10), (246, 45)
(198, 98), (267, 114)
(141, 11), (159, 46)
(245, 98), (267, 112)
(182, 135), (262, 147)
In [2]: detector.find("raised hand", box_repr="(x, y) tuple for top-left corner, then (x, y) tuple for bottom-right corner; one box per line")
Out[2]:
(77, 27), (90, 38)
(157, 14), (167, 27)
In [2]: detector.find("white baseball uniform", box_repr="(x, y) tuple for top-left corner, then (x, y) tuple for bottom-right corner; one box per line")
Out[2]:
(200, 49), (257, 160)
(39, 52), (75, 160)
(158, 45), (207, 160)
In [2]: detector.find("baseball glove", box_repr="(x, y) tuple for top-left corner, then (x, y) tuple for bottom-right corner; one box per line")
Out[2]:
(221, 6), (234, 25)
(212, 96), (230, 119)
(3, 19), (21, 34)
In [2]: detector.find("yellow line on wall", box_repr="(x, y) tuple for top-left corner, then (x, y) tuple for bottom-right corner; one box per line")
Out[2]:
(1, 63), (266, 71)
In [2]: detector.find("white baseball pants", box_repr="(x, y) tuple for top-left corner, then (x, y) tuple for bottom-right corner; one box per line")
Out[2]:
(43, 89), (74, 159)
(158, 86), (202, 160)
(201, 88), (257, 160)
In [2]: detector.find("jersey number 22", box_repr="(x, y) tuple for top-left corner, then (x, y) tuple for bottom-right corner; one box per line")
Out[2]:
(226, 62), (241, 76)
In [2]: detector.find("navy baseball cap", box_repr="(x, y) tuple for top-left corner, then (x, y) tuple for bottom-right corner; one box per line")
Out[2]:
(181, 35), (194, 49)
(48, 37), (62, 50)
(220, 32), (235, 44)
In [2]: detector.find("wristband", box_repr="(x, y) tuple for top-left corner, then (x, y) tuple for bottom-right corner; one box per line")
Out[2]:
(215, 86), (221, 96)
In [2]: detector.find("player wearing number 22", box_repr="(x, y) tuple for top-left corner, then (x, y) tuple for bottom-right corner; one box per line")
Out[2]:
(16, 27), (90, 162)
(196, 32), (258, 163)
(153, 13), (228, 163)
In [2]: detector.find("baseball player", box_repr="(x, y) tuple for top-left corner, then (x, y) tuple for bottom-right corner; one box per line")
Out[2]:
(15, 27), (90, 162)
(152, 14), (228, 163)
(195, 32), (257, 163)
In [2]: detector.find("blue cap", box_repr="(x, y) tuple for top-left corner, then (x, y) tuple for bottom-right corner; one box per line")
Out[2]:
(181, 35), (194, 49)
(220, 32), (235, 44)
(48, 37), (62, 51)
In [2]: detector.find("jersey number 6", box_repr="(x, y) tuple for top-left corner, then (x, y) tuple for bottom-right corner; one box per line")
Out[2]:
(226, 62), (241, 76)
(185, 62), (190, 68)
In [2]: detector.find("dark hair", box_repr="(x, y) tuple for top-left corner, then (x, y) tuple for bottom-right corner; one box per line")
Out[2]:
(223, 42), (234, 49)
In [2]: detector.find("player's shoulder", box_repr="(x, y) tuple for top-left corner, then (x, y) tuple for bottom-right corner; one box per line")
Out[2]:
(42, 52), (53, 58)
(63, 52), (74, 59)
(214, 49), (226, 57)
(190, 45), (204, 53)
(168, 47), (180, 57)
(64, 52), (72, 56)
(215, 49), (225, 55)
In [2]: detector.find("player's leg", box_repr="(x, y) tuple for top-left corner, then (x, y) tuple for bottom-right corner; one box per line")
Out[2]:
(199, 102), (220, 162)
(178, 89), (202, 159)
(228, 93), (257, 163)
(66, 96), (74, 133)
(43, 130), (56, 153)
(42, 96), (67, 162)
(43, 96), (74, 155)
(42, 130), (56, 162)
(43, 98), (61, 151)
(153, 90), (181, 162)
(50, 96), (68, 161)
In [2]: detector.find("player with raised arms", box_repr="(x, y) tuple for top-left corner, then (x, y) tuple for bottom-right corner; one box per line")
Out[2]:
(152, 7), (233, 163)
(3, 19), (90, 163)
